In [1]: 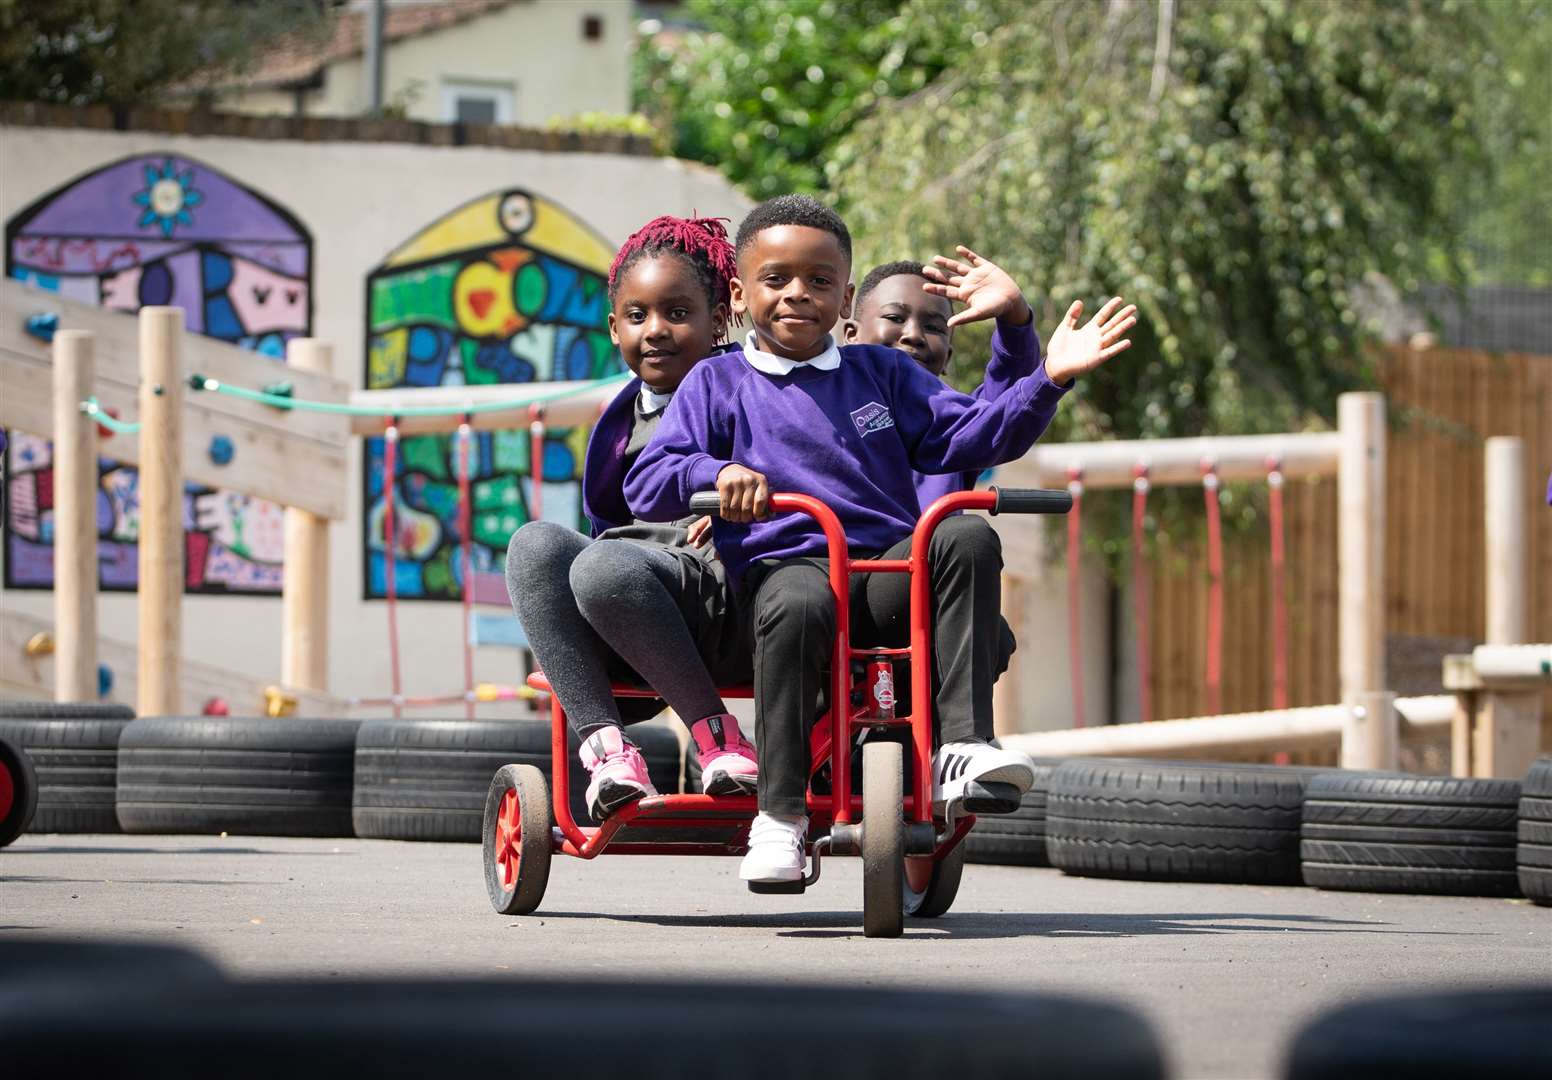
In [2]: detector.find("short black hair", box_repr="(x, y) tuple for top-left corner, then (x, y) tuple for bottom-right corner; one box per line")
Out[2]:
(855, 260), (929, 314)
(734, 194), (852, 265)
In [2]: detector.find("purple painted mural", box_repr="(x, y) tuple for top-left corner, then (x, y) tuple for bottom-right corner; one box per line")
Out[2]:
(3, 154), (313, 594)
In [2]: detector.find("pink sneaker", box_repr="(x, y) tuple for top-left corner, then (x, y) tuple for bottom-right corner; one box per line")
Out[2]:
(690, 714), (759, 796)
(579, 728), (657, 819)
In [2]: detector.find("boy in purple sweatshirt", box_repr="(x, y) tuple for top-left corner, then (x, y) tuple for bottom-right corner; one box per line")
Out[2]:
(625, 196), (1131, 884)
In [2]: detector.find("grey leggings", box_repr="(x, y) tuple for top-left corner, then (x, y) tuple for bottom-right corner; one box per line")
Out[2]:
(505, 521), (727, 738)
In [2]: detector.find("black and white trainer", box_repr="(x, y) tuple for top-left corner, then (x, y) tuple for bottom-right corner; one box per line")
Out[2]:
(931, 740), (1036, 815)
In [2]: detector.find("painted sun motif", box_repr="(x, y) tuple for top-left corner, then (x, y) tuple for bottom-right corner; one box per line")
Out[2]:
(131, 159), (204, 237)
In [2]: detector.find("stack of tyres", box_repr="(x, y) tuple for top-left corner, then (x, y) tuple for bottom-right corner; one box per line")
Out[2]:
(354, 718), (682, 841)
(0, 702), (135, 833)
(1517, 755), (1552, 905)
(1301, 773), (1521, 896)
(116, 717), (362, 837)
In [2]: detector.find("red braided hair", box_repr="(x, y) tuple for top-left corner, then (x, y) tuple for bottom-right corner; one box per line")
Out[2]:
(606, 214), (737, 314)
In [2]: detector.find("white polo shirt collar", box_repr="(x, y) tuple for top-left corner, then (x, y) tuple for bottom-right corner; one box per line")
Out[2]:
(742, 331), (842, 376)
(637, 384), (674, 416)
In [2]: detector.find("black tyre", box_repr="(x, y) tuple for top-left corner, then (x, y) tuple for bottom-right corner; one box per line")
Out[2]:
(0, 703), (135, 833)
(1285, 988), (1552, 1079)
(965, 759), (1059, 867)
(482, 763), (552, 916)
(1046, 759), (1315, 884)
(1, 979), (1165, 1079)
(1301, 772), (1521, 896)
(1, 736), (40, 847)
(861, 740), (905, 938)
(116, 717), (361, 837)
(904, 840), (965, 919)
(354, 718), (680, 841)
(1518, 755), (1552, 905)
(0, 939), (226, 1016)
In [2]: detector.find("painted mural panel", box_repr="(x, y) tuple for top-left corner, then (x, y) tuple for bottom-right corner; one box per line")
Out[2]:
(3, 154), (312, 594)
(364, 189), (620, 601)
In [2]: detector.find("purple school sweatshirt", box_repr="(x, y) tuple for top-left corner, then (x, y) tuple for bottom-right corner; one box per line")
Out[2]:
(913, 319), (1042, 510)
(623, 339), (1069, 577)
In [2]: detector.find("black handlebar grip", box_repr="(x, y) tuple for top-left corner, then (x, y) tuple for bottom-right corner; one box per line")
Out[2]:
(688, 491), (723, 516)
(991, 486), (1073, 515)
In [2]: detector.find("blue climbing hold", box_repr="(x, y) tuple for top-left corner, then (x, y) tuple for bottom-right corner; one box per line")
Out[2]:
(25, 312), (59, 343)
(209, 434), (235, 466)
(97, 663), (113, 699)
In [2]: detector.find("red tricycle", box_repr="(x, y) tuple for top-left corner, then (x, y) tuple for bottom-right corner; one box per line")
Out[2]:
(481, 486), (1072, 938)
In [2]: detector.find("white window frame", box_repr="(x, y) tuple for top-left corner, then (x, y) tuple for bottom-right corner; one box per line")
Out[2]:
(440, 79), (516, 125)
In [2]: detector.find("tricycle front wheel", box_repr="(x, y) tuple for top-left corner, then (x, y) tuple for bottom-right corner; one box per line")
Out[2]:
(482, 763), (553, 915)
(861, 740), (905, 938)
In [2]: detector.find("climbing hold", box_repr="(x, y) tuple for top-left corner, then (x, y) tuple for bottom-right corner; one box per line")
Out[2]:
(97, 663), (113, 699)
(24, 631), (55, 657)
(24, 312), (59, 343)
(208, 434), (235, 466)
(262, 380), (295, 406)
(263, 685), (298, 718)
(202, 697), (231, 716)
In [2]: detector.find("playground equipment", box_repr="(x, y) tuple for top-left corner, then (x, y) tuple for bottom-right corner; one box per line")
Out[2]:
(1, 280), (618, 717)
(482, 486), (1072, 938)
(996, 396), (1547, 779)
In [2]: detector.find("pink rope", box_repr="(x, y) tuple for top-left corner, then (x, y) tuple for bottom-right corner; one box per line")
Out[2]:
(1202, 460), (1223, 716)
(1067, 467), (1086, 729)
(1268, 458), (1289, 711)
(1132, 465), (1153, 723)
(528, 403), (545, 523)
(382, 422), (404, 718)
(458, 421), (476, 720)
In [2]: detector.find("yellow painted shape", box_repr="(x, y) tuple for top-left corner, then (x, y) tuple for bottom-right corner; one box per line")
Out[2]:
(368, 328), (408, 389)
(379, 190), (613, 275)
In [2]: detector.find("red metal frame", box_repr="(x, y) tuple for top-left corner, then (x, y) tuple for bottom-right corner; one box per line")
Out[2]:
(520, 490), (999, 866)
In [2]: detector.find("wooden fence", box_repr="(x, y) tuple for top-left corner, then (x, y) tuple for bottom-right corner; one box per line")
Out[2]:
(1147, 346), (1551, 724)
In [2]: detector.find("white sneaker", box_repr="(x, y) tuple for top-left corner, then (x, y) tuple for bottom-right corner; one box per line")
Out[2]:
(738, 812), (808, 883)
(932, 740), (1035, 813)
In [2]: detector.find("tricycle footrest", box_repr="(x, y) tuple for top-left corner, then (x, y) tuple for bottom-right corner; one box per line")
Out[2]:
(747, 879), (806, 895)
(961, 780), (1022, 815)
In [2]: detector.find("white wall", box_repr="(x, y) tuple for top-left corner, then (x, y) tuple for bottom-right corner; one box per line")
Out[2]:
(216, 1), (632, 126)
(0, 121), (745, 713)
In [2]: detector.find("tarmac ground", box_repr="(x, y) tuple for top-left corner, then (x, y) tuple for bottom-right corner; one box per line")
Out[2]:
(2, 833), (1546, 1078)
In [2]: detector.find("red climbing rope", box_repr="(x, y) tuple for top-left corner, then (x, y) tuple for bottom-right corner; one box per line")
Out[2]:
(1132, 464), (1153, 724)
(1067, 467), (1086, 729)
(1267, 457), (1289, 711)
(457, 420), (476, 720)
(528, 403), (546, 523)
(382, 421), (404, 718)
(1202, 460), (1223, 716)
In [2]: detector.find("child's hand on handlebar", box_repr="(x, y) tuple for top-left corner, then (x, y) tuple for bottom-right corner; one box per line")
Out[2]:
(716, 463), (769, 523)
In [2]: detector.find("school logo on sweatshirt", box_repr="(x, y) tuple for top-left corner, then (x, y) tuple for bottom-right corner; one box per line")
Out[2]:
(850, 401), (895, 438)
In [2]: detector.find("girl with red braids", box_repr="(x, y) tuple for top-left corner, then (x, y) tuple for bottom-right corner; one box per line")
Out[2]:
(505, 215), (758, 821)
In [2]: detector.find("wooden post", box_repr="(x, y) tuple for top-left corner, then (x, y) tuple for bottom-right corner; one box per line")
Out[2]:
(51, 330), (98, 702)
(137, 307), (184, 717)
(1340, 690), (1398, 771)
(280, 339), (333, 693)
(1474, 438), (1537, 777)
(992, 571), (1024, 738)
(1337, 392), (1392, 767)
(1483, 437), (1527, 646)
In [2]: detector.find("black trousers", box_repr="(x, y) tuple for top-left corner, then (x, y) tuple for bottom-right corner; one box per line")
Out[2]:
(747, 515), (1005, 816)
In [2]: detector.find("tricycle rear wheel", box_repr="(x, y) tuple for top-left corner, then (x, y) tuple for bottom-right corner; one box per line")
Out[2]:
(904, 840), (965, 918)
(861, 740), (905, 938)
(482, 764), (553, 915)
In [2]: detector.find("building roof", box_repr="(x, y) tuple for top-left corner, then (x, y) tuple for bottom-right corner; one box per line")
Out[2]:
(202, 0), (515, 92)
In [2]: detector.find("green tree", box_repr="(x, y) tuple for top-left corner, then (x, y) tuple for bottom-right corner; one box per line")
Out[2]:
(0, 0), (332, 107)
(831, 0), (1495, 445)
(635, 0), (978, 198)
